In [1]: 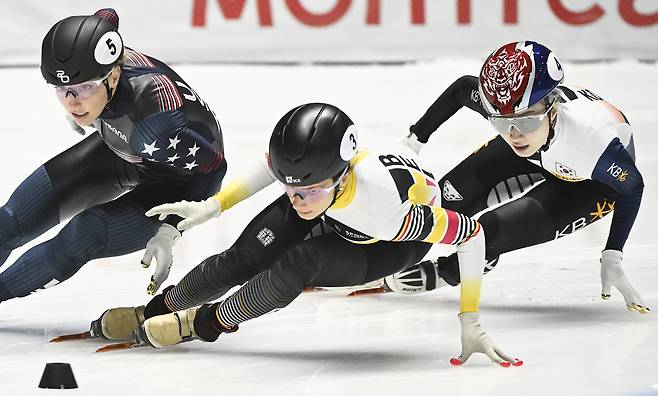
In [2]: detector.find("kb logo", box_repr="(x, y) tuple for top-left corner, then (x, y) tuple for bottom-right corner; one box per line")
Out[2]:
(56, 70), (70, 84)
(607, 163), (627, 182)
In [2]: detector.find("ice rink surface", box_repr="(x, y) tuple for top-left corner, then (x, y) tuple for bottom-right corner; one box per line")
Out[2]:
(0, 59), (657, 395)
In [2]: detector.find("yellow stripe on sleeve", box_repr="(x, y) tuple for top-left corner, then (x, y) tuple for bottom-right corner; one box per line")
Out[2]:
(423, 207), (448, 243)
(460, 278), (482, 313)
(213, 179), (252, 212)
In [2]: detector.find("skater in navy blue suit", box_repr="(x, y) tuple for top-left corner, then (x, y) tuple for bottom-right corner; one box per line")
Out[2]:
(0, 9), (226, 301)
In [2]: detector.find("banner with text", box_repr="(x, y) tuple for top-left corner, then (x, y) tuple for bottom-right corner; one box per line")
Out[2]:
(2, 0), (657, 65)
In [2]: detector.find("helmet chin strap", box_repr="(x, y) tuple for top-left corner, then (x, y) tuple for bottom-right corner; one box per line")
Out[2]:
(102, 78), (113, 104)
(326, 167), (350, 210)
(540, 103), (557, 152)
(102, 68), (119, 107)
(103, 79), (111, 99)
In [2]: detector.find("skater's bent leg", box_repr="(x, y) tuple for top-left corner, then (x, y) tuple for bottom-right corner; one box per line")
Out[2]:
(215, 236), (430, 328)
(434, 194), (556, 286)
(216, 236), (344, 327)
(437, 179), (616, 285)
(0, 201), (157, 302)
(0, 210), (107, 301)
(0, 166), (60, 267)
(162, 249), (266, 312)
(0, 133), (138, 301)
(161, 194), (318, 313)
(0, 134), (137, 273)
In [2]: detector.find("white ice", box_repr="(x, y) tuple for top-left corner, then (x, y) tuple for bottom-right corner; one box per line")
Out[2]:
(0, 59), (657, 396)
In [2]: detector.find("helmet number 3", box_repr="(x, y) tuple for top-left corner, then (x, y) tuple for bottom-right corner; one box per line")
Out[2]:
(94, 31), (122, 65)
(339, 125), (358, 161)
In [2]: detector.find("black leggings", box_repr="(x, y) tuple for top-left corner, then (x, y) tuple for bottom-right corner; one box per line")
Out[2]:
(164, 194), (431, 314)
(434, 135), (616, 285)
(0, 132), (224, 301)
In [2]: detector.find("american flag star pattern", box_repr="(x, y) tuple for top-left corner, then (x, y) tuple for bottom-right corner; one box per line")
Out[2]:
(139, 132), (222, 174)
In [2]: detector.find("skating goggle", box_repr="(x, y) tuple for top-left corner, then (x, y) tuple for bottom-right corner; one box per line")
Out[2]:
(488, 99), (556, 135)
(50, 71), (111, 101)
(280, 167), (348, 202)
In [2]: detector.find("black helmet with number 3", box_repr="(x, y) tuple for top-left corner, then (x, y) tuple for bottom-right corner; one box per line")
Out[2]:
(269, 103), (358, 187)
(41, 8), (124, 86)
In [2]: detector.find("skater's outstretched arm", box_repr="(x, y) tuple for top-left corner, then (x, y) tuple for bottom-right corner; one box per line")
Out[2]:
(146, 154), (276, 231)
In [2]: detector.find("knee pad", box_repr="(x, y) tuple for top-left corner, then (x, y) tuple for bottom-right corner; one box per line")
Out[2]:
(2, 166), (59, 248)
(0, 204), (48, 249)
(204, 248), (263, 287)
(278, 244), (322, 288)
(0, 205), (20, 247)
(479, 196), (554, 255)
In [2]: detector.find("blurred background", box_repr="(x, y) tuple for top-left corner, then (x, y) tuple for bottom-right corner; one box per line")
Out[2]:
(0, 2), (657, 395)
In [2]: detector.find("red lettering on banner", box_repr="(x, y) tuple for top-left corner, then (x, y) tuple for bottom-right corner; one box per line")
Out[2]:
(457, 0), (470, 24)
(458, 0), (517, 24)
(504, 0), (518, 24)
(366, 0), (424, 25)
(548, 0), (604, 25)
(366, 0), (379, 24)
(618, 0), (658, 26)
(411, 0), (425, 24)
(192, 0), (272, 27)
(192, 0), (208, 26)
(286, 0), (350, 26)
(190, 0), (655, 28)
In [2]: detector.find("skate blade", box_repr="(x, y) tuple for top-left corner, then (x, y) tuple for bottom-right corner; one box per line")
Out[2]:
(347, 286), (389, 297)
(49, 331), (93, 343)
(95, 341), (139, 353)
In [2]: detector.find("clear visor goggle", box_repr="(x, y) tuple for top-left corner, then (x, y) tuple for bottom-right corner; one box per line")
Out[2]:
(280, 167), (348, 203)
(49, 70), (112, 102)
(488, 99), (557, 135)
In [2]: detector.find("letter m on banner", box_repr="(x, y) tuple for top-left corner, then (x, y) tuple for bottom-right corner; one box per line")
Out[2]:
(192, 0), (273, 27)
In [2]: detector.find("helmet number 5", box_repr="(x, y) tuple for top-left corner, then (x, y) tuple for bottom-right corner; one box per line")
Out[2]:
(106, 38), (116, 56)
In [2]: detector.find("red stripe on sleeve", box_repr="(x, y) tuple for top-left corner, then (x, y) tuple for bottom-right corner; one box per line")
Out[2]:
(439, 209), (459, 244)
